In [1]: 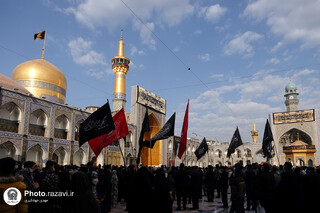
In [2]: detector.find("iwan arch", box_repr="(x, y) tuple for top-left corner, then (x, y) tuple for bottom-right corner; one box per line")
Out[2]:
(270, 82), (320, 166)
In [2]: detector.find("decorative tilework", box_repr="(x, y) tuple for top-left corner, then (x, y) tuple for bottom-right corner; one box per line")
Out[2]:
(75, 114), (87, 124)
(23, 100), (30, 135)
(17, 80), (66, 96)
(53, 138), (72, 144)
(30, 103), (51, 117)
(27, 141), (49, 152)
(28, 135), (49, 142)
(0, 139), (22, 153)
(74, 145), (79, 153)
(2, 90), (27, 103)
(53, 144), (70, 153)
(1, 96), (25, 110)
(0, 131), (23, 138)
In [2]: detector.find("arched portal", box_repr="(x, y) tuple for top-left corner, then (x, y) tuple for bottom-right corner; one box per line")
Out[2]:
(96, 151), (104, 166)
(53, 147), (68, 165)
(279, 128), (312, 146)
(26, 144), (46, 165)
(73, 149), (86, 166)
(141, 113), (161, 166)
(0, 141), (18, 160)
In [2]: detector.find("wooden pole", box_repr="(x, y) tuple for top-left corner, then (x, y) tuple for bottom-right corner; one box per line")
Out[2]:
(118, 140), (126, 166)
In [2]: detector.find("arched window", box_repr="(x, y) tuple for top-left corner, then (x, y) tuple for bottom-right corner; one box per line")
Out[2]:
(0, 141), (17, 160)
(75, 119), (84, 141)
(29, 109), (47, 136)
(215, 149), (222, 158)
(125, 132), (132, 147)
(0, 102), (21, 133)
(168, 140), (172, 150)
(246, 149), (252, 157)
(54, 115), (69, 139)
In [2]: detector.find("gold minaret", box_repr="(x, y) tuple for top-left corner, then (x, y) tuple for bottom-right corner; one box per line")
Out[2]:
(251, 122), (259, 143)
(112, 29), (130, 111)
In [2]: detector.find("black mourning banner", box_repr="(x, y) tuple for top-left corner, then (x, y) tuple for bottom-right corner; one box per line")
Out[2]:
(136, 108), (150, 165)
(262, 119), (274, 159)
(143, 113), (175, 148)
(143, 113), (176, 148)
(34, 31), (46, 40)
(195, 137), (208, 160)
(79, 101), (115, 147)
(227, 127), (243, 157)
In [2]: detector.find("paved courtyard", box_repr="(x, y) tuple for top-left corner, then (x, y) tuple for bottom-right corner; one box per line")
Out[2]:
(111, 194), (256, 213)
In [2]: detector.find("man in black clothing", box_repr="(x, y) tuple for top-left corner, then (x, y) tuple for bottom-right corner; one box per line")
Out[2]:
(257, 163), (275, 213)
(190, 167), (202, 210)
(220, 166), (229, 208)
(175, 163), (188, 210)
(204, 165), (215, 202)
(245, 164), (256, 211)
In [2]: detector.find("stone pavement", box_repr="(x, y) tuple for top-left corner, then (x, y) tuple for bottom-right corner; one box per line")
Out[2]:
(111, 195), (256, 213)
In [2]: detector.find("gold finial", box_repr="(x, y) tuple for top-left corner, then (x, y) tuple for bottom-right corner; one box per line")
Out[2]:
(118, 29), (125, 57)
(253, 122), (256, 131)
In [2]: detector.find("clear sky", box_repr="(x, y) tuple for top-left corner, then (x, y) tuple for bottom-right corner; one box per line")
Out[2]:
(1, 0), (319, 142)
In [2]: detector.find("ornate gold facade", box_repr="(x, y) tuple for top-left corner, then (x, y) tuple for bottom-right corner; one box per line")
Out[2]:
(112, 30), (130, 111)
(12, 59), (67, 104)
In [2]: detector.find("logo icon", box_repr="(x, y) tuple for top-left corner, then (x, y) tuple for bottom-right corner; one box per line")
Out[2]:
(3, 187), (21, 206)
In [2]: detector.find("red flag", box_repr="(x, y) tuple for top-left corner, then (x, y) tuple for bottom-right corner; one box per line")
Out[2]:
(178, 100), (189, 159)
(88, 108), (129, 157)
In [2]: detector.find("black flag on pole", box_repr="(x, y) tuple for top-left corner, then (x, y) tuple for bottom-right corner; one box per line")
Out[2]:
(34, 30), (46, 40)
(262, 119), (274, 159)
(79, 101), (115, 147)
(195, 137), (208, 160)
(227, 127), (243, 157)
(143, 113), (175, 148)
(136, 108), (150, 165)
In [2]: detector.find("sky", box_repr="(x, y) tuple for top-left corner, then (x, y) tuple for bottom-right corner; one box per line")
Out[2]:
(0, 0), (320, 143)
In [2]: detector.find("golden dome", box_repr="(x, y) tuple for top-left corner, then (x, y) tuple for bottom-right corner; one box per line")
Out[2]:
(12, 59), (67, 104)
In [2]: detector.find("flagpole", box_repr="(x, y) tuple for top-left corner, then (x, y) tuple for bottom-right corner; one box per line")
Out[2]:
(273, 140), (280, 166)
(41, 30), (46, 59)
(118, 139), (126, 166)
(149, 131), (152, 167)
(114, 121), (126, 166)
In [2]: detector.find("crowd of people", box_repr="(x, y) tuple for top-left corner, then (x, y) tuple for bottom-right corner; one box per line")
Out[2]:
(1, 157), (320, 213)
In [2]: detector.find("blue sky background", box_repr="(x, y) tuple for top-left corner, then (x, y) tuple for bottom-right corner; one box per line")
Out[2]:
(1, 0), (319, 142)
